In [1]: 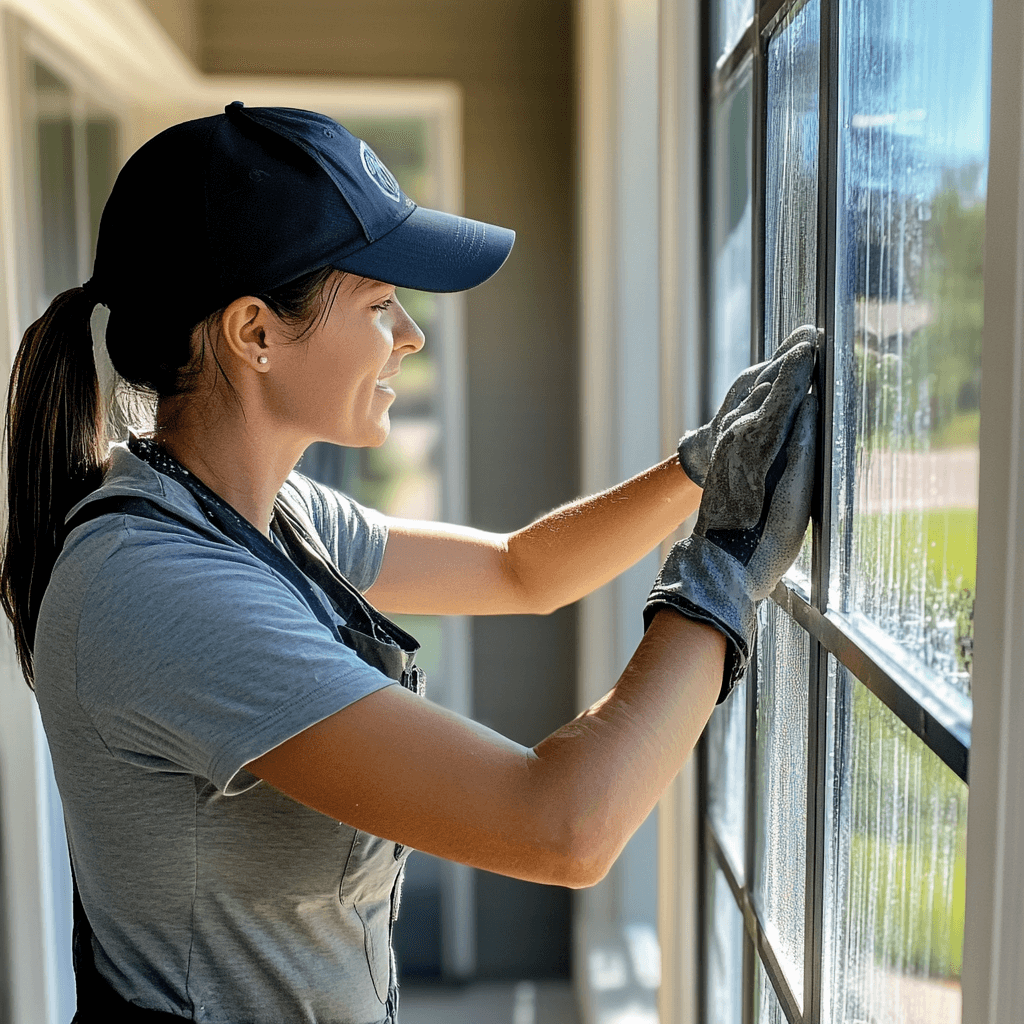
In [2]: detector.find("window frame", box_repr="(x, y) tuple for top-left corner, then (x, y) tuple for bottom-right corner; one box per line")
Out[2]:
(696, 0), (984, 1020)
(960, 0), (1024, 1015)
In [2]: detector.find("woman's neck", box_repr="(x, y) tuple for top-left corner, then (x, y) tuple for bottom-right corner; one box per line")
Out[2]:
(153, 399), (305, 537)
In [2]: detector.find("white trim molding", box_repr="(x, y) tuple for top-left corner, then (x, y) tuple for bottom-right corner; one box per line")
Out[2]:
(577, 1), (697, 1021)
(656, 0), (703, 1020)
(961, 0), (1024, 1017)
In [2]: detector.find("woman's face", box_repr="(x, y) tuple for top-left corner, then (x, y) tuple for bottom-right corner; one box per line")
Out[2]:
(264, 272), (425, 448)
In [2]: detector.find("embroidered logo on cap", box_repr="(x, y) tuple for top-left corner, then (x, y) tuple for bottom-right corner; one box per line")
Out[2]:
(360, 141), (402, 203)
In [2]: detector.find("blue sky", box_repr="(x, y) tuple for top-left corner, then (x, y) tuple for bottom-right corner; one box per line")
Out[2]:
(843, 0), (992, 166)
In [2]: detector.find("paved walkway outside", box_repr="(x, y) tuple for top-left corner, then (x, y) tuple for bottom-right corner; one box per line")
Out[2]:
(399, 981), (581, 1024)
(857, 446), (978, 513)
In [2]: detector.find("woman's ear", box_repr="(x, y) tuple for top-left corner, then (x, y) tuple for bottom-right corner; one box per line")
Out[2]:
(217, 296), (273, 373)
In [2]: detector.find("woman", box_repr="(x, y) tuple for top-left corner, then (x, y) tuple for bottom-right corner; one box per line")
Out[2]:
(2, 102), (816, 1023)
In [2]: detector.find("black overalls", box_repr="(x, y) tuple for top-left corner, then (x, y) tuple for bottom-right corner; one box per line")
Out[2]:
(68, 438), (423, 1024)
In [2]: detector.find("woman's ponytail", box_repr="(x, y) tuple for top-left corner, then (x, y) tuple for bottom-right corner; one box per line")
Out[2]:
(2, 287), (105, 686)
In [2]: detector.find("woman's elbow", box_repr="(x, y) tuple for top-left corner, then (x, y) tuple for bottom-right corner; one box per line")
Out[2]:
(530, 594), (572, 617)
(501, 541), (576, 616)
(540, 811), (620, 889)
(522, 752), (622, 887)
(563, 851), (614, 889)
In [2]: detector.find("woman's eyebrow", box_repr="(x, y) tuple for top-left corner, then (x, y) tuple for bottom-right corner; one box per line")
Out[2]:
(352, 277), (391, 294)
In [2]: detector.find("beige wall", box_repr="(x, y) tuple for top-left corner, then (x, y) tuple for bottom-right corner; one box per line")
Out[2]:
(198, 0), (579, 978)
(137, 0), (201, 65)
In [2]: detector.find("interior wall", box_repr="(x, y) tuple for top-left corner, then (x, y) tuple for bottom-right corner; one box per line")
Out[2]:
(136, 0), (200, 66)
(199, 0), (578, 979)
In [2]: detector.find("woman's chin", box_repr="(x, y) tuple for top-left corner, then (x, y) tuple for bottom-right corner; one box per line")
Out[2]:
(369, 415), (391, 447)
(336, 417), (390, 449)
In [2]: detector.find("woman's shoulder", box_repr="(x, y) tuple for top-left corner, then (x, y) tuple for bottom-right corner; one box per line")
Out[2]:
(66, 443), (211, 536)
(279, 470), (372, 533)
(52, 446), (270, 613)
(280, 471), (388, 592)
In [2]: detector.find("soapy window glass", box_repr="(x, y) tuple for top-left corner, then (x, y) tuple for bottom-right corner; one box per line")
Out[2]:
(696, 0), (987, 1019)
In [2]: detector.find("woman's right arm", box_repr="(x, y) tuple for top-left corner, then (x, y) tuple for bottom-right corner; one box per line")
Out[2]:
(245, 608), (723, 889)
(248, 342), (818, 888)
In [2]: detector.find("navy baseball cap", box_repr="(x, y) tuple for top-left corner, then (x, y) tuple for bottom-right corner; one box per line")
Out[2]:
(89, 101), (514, 328)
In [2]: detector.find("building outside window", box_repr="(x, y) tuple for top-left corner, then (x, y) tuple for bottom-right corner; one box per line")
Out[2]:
(699, 0), (987, 1020)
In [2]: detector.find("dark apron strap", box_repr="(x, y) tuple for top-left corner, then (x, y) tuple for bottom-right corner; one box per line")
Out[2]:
(69, 851), (192, 1024)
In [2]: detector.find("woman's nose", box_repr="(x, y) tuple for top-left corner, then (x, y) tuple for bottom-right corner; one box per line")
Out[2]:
(395, 301), (426, 354)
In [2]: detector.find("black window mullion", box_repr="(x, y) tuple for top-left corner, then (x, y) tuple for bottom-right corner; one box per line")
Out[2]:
(811, 0), (840, 610)
(746, 15), (763, 1012)
(742, 919), (755, 1024)
(706, 819), (745, 910)
(750, 4), (768, 364)
(758, 0), (807, 39)
(772, 580), (970, 781)
(706, 823), (805, 1024)
(802, 637), (829, 1024)
(752, 918), (803, 1023)
(802, 0), (840, 1019)
(742, 644), (759, 1023)
(697, 740), (710, 1024)
(700, 0), (715, 427)
(698, 1), (713, 1013)
(743, 667), (759, 1020)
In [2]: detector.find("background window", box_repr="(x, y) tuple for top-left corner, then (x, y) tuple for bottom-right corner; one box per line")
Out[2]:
(713, 0), (755, 65)
(20, 49), (121, 1024)
(299, 116), (447, 702)
(294, 116), (471, 981)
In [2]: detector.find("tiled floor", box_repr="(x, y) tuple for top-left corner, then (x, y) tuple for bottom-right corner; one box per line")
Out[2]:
(399, 980), (581, 1024)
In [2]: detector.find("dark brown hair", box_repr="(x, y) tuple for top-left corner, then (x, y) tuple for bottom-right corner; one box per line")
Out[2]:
(1, 266), (337, 686)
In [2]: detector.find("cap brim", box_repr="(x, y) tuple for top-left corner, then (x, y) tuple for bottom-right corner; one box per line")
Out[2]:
(329, 206), (515, 293)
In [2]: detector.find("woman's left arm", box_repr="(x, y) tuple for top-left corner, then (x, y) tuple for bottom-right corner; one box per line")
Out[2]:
(363, 454), (700, 616)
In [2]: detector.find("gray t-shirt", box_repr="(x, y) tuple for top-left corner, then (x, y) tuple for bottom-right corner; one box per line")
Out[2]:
(33, 446), (404, 1023)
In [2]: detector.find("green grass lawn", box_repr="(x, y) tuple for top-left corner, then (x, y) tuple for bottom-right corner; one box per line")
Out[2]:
(932, 411), (980, 450)
(846, 828), (966, 979)
(838, 681), (969, 982)
(853, 507), (977, 595)
(918, 508), (977, 593)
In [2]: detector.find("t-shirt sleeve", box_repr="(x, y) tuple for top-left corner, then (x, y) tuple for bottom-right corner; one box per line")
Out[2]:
(74, 520), (397, 795)
(280, 473), (388, 593)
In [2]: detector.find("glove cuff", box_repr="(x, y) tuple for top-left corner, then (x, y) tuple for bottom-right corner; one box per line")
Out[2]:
(676, 426), (710, 488)
(643, 535), (758, 703)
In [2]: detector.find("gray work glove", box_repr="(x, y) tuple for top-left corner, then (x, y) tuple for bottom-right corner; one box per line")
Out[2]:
(647, 340), (818, 702)
(677, 324), (819, 487)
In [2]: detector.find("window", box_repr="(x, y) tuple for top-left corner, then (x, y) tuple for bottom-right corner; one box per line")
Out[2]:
(294, 115), (476, 979)
(22, 58), (118, 313)
(299, 116), (450, 698)
(10, 36), (123, 1024)
(698, 0), (988, 1021)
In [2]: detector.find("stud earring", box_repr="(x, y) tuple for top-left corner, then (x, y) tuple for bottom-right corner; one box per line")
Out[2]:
(257, 355), (268, 365)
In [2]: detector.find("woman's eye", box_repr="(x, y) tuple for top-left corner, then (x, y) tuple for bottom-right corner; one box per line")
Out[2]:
(372, 299), (393, 312)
